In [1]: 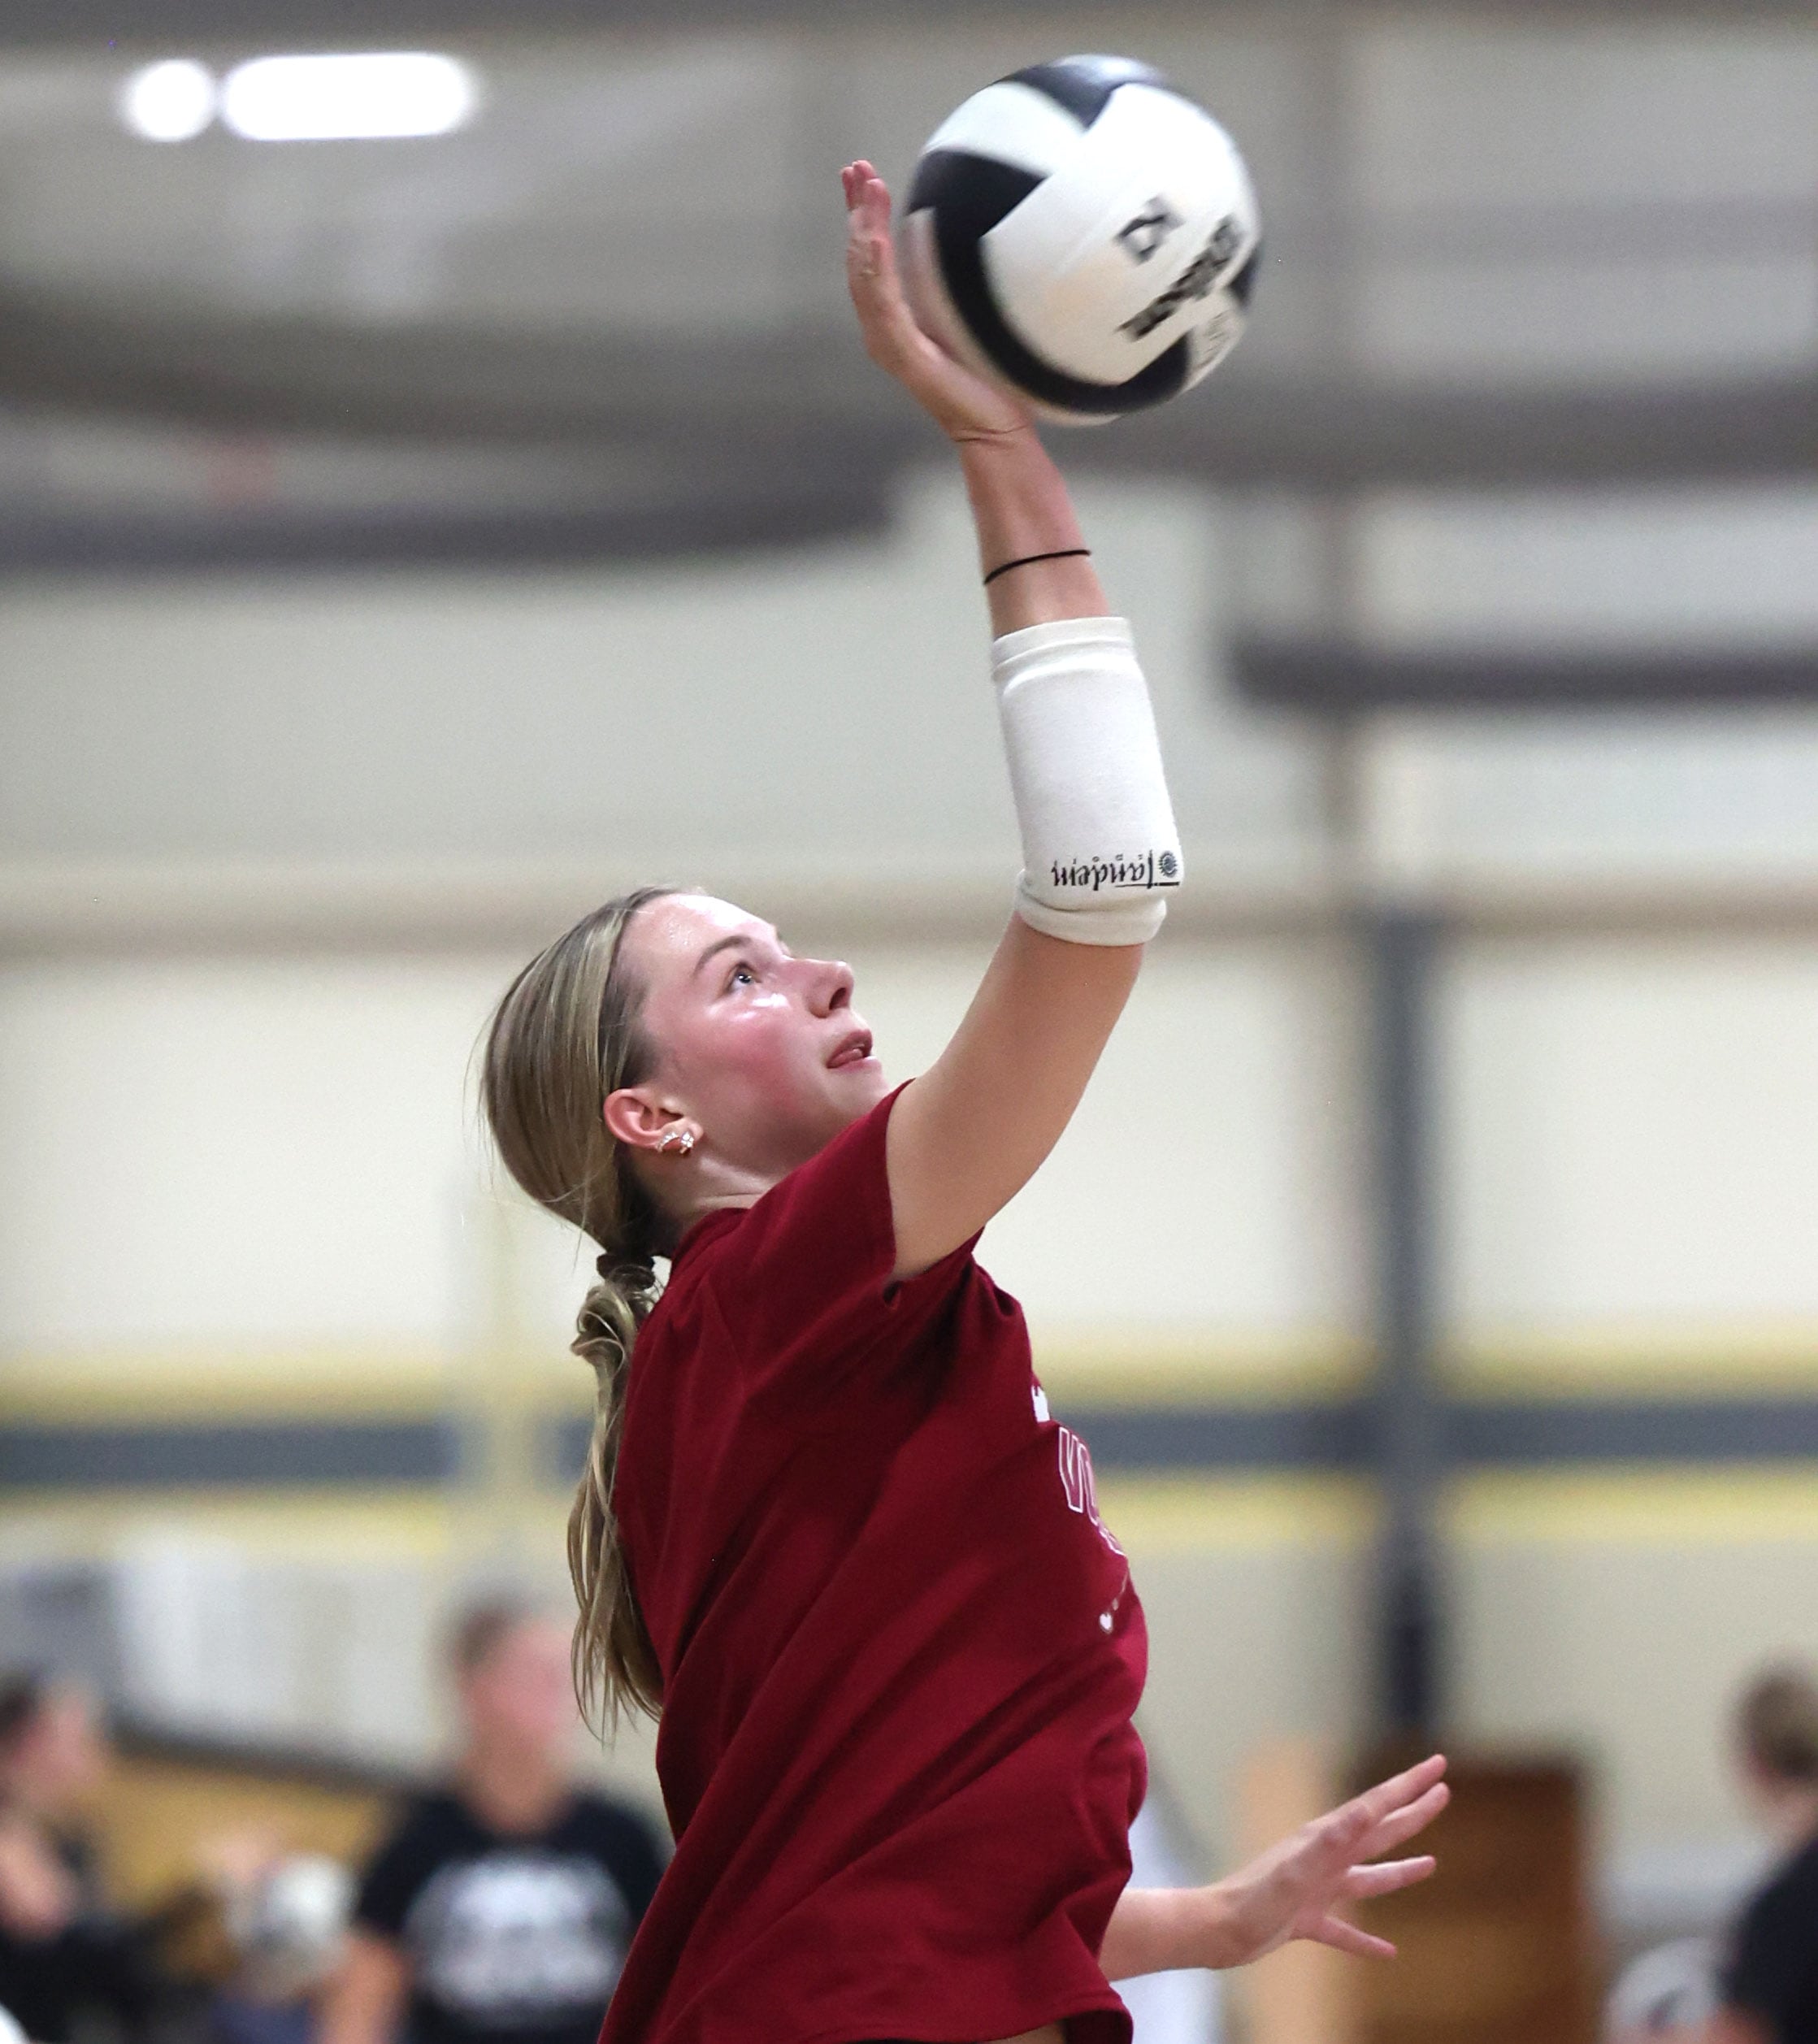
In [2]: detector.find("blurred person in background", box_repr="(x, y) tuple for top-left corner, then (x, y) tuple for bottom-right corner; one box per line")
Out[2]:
(0, 1673), (165, 2044)
(1706, 1664), (1818, 2044)
(319, 1599), (663, 2044)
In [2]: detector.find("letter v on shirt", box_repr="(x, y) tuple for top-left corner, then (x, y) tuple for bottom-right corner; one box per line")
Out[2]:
(605, 1085), (1148, 2044)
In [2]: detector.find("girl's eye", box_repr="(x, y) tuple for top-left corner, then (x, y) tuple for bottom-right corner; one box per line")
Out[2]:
(729, 965), (757, 989)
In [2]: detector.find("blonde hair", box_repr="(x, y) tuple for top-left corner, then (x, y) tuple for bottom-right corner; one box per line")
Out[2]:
(480, 887), (681, 1729)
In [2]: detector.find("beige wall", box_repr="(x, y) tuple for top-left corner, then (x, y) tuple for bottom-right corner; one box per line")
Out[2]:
(4, 462), (1818, 1881)
(1442, 934), (1818, 1356)
(0, 938), (1364, 1363)
(6, 925), (1818, 1868)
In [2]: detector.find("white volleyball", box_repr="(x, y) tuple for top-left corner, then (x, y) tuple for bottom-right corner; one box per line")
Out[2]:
(900, 55), (1260, 425)
(228, 1853), (354, 1999)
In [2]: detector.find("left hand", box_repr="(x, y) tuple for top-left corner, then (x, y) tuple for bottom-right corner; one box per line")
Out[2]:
(1208, 1752), (1450, 1966)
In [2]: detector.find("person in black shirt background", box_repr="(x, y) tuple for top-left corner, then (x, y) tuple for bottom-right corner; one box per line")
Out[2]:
(1712, 1664), (1818, 2044)
(0, 1673), (166, 2044)
(319, 1599), (664, 2044)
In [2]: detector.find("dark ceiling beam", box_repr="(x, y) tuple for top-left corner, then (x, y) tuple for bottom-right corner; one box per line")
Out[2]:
(2, 291), (1814, 488)
(1234, 641), (1818, 710)
(3, 0), (1809, 42)
(0, 471), (896, 574)
(1104, 377), (1818, 487)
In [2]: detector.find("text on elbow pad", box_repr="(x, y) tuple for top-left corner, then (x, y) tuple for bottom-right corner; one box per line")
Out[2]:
(1050, 851), (1182, 892)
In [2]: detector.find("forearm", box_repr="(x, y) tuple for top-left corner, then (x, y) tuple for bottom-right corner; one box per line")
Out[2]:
(1100, 1885), (1234, 1981)
(959, 430), (1109, 633)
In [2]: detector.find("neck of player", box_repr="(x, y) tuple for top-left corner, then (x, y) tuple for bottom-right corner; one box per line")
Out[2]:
(458, 1736), (571, 1835)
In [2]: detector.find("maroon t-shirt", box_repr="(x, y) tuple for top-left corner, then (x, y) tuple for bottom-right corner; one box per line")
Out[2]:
(602, 1087), (1148, 2044)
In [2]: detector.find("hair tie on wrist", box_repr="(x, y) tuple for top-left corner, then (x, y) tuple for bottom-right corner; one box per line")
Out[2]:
(983, 547), (1091, 588)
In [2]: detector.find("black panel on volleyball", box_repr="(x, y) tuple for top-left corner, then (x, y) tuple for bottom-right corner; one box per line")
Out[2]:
(906, 149), (1198, 420)
(1000, 55), (1170, 125)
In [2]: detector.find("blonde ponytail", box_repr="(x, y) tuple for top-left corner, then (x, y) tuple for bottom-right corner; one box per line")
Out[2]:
(568, 1258), (663, 1726)
(480, 886), (681, 1730)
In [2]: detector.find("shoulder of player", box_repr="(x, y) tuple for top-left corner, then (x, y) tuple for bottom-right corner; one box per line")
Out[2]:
(1781, 1832), (1818, 1906)
(373, 1786), (482, 1855)
(1738, 1837), (1818, 1941)
(561, 1788), (659, 1844)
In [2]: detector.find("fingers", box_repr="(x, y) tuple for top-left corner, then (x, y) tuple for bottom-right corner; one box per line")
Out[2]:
(1280, 1752), (1446, 1904)
(1343, 1854), (1437, 1902)
(1362, 1753), (1449, 1816)
(1361, 1779), (1450, 1860)
(842, 160), (910, 363)
(842, 159), (892, 271)
(1309, 1914), (1399, 1963)
(1326, 1754), (1449, 1853)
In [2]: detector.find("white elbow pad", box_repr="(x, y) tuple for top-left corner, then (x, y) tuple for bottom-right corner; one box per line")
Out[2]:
(992, 615), (1183, 946)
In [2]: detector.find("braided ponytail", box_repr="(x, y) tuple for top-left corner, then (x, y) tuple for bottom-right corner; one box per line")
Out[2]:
(568, 1255), (663, 1725)
(480, 886), (681, 1729)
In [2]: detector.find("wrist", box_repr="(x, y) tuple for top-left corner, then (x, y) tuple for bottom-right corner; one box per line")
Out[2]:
(951, 419), (1039, 453)
(1103, 1885), (1234, 1980)
(1149, 1882), (1240, 1971)
(1189, 1880), (1243, 1968)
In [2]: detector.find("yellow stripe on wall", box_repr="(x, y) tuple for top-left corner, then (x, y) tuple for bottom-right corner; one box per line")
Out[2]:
(0, 1487), (464, 1556)
(1447, 1464), (1818, 1544)
(1098, 1473), (1378, 1552)
(1022, 1330), (1368, 1406)
(1447, 1323), (1818, 1400)
(2, 1336), (1367, 1421)
(0, 1347), (588, 1425)
(15, 1326), (1818, 1423)
(7, 1471), (1818, 1561)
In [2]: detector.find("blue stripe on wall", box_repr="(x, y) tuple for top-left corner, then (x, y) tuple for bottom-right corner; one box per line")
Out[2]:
(4, 1400), (1818, 1491)
(0, 1420), (458, 1488)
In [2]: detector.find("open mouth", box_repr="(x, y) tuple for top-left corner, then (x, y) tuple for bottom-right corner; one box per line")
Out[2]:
(827, 1030), (874, 1070)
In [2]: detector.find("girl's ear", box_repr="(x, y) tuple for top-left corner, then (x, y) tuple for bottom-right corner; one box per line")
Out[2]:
(605, 1087), (668, 1152)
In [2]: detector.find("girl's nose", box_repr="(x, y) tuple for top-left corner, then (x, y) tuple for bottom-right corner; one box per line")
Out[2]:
(804, 957), (854, 1016)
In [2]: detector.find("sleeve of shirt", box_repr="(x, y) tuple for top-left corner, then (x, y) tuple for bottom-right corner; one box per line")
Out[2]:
(701, 1083), (978, 1397)
(352, 1805), (436, 1942)
(1720, 1870), (1818, 2024)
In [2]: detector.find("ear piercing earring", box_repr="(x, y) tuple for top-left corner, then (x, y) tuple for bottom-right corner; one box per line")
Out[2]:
(655, 1128), (697, 1158)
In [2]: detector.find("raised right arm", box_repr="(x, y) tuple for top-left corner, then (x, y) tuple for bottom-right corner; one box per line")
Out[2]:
(886, 432), (1161, 1278)
(840, 161), (1180, 1279)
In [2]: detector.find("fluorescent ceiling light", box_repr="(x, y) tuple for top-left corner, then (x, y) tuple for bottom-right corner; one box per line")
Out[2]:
(119, 59), (216, 142)
(219, 52), (478, 141)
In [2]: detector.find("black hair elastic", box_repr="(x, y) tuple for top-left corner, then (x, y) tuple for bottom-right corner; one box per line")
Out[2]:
(983, 547), (1091, 588)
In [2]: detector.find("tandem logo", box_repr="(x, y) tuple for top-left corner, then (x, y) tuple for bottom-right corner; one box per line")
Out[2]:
(1119, 213), (1245, 341)
(1051, 850), (1182, 892)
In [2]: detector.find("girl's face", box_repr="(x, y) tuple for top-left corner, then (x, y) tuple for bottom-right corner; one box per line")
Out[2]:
(610, 894), (887, 1187)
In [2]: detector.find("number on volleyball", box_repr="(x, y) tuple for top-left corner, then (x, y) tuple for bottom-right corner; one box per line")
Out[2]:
(900, 54), (1261, 425)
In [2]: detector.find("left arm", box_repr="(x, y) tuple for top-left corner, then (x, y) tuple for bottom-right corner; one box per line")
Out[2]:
(1100, 1755), (1449, 1980)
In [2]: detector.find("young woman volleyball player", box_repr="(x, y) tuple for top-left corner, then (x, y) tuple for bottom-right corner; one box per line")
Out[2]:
(479, 161), (1448, 2044)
